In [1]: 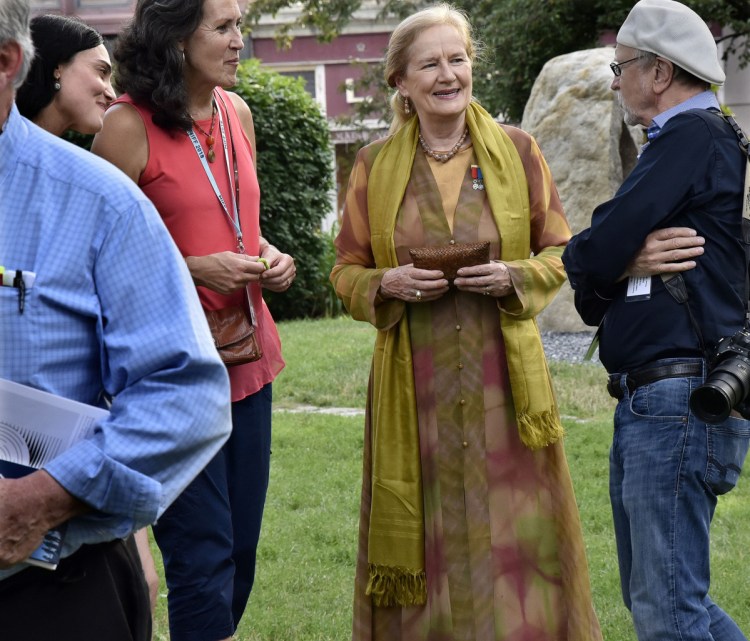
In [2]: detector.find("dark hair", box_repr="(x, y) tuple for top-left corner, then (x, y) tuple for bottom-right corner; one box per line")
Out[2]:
(114, 0), (204, 131)
(16, 15), (102, 121)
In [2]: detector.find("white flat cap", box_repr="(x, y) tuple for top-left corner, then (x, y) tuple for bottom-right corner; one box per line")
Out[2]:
(617, 0), (725, 85)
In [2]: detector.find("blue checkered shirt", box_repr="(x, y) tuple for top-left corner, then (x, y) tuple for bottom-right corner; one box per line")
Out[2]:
(0, 106), (231, 575)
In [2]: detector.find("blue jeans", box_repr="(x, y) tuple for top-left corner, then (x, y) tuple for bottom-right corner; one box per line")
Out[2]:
(610, 358), (750, 641)
(153, 384), (273, 641)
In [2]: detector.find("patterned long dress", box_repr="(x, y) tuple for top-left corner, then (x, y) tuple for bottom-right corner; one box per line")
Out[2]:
(333, 125), (602, 641)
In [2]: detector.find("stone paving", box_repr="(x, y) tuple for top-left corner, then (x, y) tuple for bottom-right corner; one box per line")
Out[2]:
(275, 404), (365, 417)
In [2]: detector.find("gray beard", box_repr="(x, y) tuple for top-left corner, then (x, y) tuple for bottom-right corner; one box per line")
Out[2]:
(616, 93), (641, 127)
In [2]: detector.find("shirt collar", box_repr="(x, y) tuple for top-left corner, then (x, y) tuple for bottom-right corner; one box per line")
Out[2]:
(649, 90), (721, 134)
(0, 104), (27, 177)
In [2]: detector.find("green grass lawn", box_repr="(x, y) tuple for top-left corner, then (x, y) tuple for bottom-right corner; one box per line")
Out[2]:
(150, 317), (750, 641)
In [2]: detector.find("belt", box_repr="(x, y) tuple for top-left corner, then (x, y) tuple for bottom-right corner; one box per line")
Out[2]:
(607, 361), (704, 400)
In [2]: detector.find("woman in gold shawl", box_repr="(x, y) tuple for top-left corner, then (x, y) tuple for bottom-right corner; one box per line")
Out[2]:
(331, 4), (602, 641)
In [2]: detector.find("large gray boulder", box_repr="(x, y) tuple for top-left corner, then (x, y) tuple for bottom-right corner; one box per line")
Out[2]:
(521, 47), (641, 333)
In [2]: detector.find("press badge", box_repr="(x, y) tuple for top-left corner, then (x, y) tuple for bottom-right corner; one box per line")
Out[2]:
(626, 275), (651, 301)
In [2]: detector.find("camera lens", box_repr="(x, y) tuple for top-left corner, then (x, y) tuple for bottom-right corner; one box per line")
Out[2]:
(690, 356), (750, 423)
(690, 381), (735, 423)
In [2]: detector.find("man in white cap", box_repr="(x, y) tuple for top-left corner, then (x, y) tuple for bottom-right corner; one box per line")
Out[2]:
(563, 1), (749, 640)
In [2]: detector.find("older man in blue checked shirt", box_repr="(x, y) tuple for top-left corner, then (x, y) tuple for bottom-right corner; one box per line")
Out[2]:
(0, 1), (232, 639)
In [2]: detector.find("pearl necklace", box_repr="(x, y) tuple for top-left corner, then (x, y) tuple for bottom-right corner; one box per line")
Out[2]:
(418, 127), (469, 163)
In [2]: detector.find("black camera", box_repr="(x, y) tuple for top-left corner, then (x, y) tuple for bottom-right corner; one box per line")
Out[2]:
(690, 329), (750, 423)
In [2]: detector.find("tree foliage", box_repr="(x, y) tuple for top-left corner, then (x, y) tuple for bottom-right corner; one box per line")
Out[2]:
(458, 0), (750, 121)
(245, 0), (421, 45)
(244, 0), (749, 122)
(459, 0), (606, 121)
(233, 59), (335, 320)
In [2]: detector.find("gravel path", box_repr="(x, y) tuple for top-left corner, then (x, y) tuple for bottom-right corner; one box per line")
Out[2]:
(277, 332), (600, 417)
(541, 331), (599, 364)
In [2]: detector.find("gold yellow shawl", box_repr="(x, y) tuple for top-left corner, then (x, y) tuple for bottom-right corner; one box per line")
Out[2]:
(365, 102), (565, 607)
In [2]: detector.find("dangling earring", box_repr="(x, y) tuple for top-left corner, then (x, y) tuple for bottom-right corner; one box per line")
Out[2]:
(403, 95), (411, 115)
(53, 79), (61, 91)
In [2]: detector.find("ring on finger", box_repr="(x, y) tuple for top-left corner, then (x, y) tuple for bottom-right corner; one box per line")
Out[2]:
(483, 286), (491, 296)
(415, 289), (422, 301)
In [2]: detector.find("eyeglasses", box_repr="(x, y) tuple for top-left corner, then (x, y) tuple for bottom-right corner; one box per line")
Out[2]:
(610, 56), (641, 77)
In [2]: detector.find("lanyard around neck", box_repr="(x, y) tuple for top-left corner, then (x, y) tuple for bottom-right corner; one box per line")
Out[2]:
(187, 94), (244, 253)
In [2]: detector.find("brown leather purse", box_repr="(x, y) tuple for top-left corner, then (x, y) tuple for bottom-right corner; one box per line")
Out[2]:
(409, 241), (490, 281)
(197, 94), (264, 366)
(205, 290), (262, 366)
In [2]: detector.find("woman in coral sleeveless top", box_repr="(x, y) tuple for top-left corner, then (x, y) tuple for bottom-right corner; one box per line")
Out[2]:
(92, 1), (294, 640)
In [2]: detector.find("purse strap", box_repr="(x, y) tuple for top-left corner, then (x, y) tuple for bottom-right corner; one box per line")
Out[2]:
(188, 91), (258, 327)
(212, 92), (258, 327)
(187, 89), (244, 253)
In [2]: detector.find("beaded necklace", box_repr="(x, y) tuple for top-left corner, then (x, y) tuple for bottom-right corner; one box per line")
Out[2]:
(418, 127), (469, 163)
(192, 102), (217, 162)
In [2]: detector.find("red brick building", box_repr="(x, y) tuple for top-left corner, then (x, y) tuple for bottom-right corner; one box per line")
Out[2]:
(30, 0), (136, 37)
(249, 2), (395, 221)
(250, 3), (391, 126)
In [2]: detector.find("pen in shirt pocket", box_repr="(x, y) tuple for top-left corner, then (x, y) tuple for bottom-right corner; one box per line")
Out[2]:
(0, 266), (36, 314)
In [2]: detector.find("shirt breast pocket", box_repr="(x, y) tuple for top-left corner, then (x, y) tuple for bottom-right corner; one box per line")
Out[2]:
(0, 285), (29, 315)
(0, 270), (36, 315)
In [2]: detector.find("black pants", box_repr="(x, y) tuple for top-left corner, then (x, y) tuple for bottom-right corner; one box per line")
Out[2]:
(153, 386), (272, 641)
(0, 537), (151, 641)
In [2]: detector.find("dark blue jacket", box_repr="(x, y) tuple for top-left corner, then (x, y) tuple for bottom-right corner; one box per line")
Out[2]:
(562, 109), (746, 373)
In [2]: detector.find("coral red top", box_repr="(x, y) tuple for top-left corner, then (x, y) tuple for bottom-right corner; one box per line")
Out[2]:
(114, 88), (284, 402)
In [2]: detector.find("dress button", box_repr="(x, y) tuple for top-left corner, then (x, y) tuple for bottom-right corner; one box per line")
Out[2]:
(459, 399), (466, 405)
(457, 362), (463, 370)
(449, 239), (456, 245)
(462, 441), (469, 448)
(455, 324), (461, 331)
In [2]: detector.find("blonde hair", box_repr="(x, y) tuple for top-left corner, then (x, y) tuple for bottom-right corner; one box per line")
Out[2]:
(384, 3), (478, 134)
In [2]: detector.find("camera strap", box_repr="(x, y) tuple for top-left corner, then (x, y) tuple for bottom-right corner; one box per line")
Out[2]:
(660, 272), (707, 355)
(661, 111), (750, 352)
(723, 114), (750, 223)
(720, 112), (750, 323)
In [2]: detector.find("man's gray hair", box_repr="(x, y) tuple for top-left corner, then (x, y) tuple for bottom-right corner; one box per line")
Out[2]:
(0, 0), (34, 88)
(634, 49), (709, 89)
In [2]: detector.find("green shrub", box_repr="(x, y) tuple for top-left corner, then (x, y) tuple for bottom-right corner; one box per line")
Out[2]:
(62, 130), (93, 150)
(233, 59), (336, 320)
(62, 62), (335, 320)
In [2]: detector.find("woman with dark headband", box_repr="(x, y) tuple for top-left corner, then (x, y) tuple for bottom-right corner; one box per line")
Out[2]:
(17, 15), (114, 136)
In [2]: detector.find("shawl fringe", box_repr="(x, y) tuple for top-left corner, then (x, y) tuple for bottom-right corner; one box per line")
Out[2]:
(366, 564), (427, 607)
(362, 102), (567, 610)
(517, 410), (565, 450)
